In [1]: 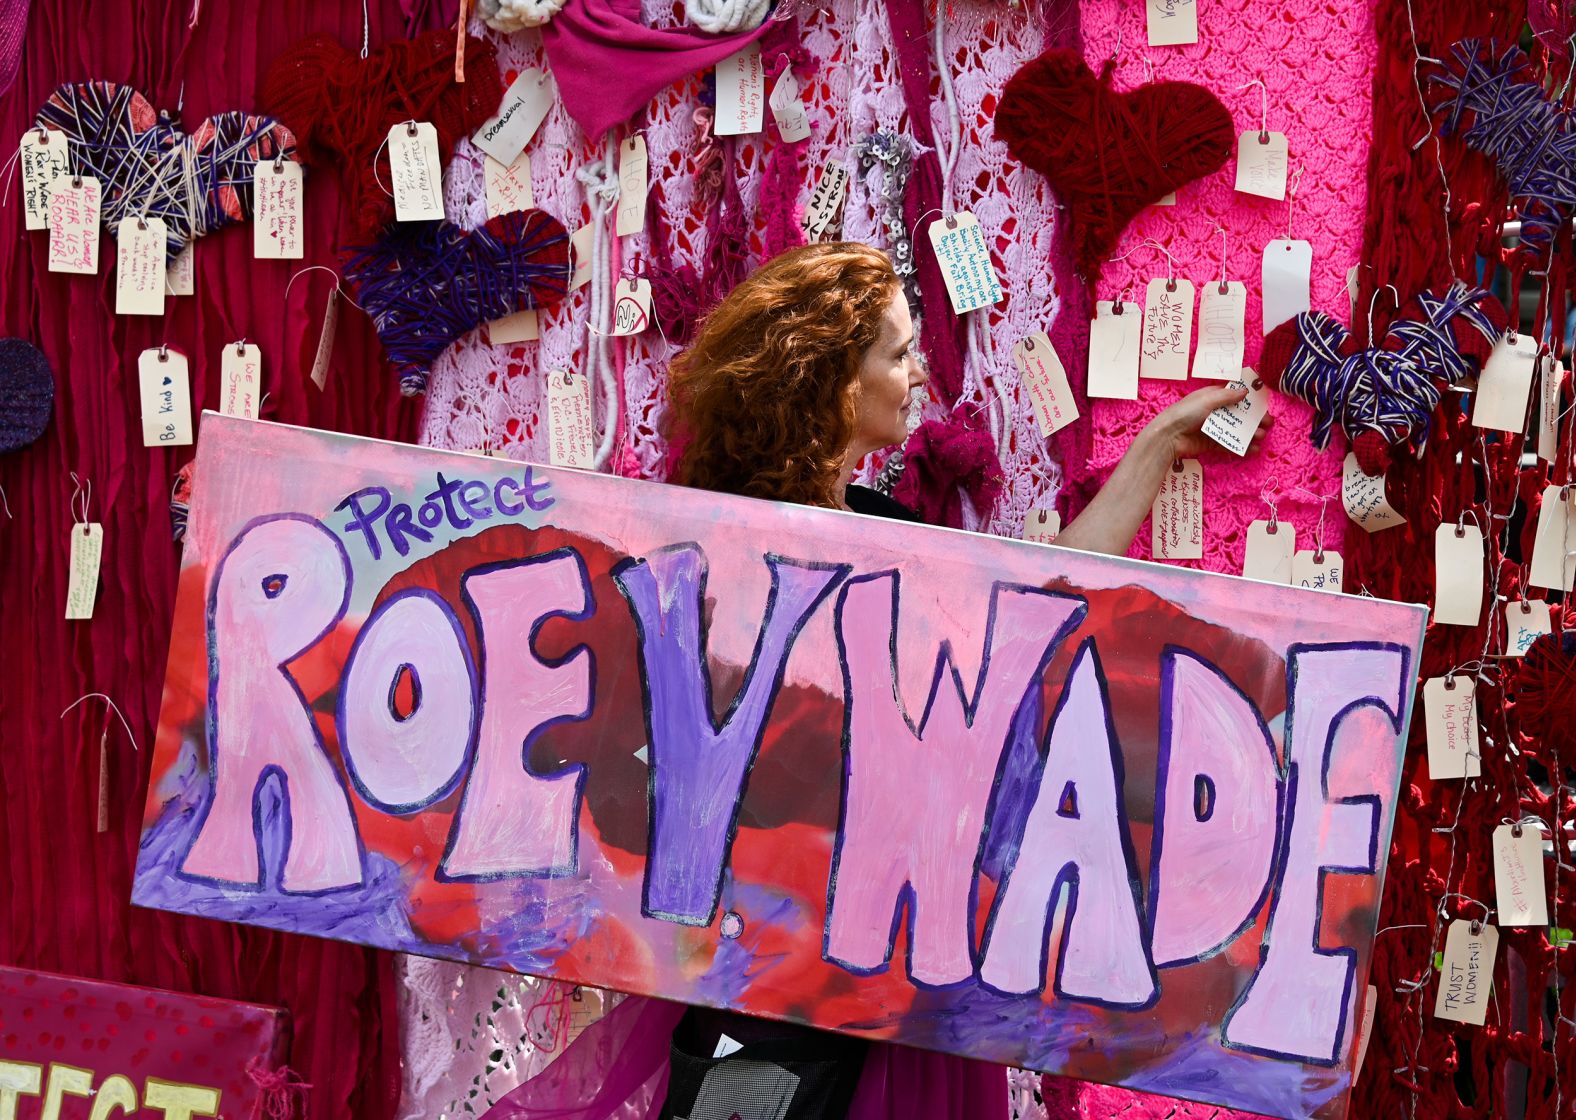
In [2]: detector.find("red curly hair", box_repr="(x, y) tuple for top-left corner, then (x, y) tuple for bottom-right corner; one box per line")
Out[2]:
(666, 242), (901, 509)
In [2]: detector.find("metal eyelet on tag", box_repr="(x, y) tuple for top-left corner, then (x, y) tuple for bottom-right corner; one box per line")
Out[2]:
(137, 216), (148, 231)
(1469, 919), (1483, 936)
(406, 121), (418, 137)
(274, 154), (286, 173)
(1444, 674), (1457, 691)
(158, 345), (169, 361)
(1512, 822), (1524, 838)
(1166, 279), (1177, 293)
(1313, 550), (1326, 565)
(1258, 130), (1270, 144)
(71, 174), (82, 188)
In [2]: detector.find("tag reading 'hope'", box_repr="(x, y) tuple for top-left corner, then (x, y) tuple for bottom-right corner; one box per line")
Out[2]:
(1243, 519), (1294, 583)
(1140, 278), (1194, 380)
(1235, 131), (1289, 200)
(1530, 484), (1576, 591)
(570, 225), (595, 291)
(1146, 0), (1198, 46)
(1493, 823), (1548, 928)
(1473, 332), (1538, 433)
(547, 369), (595, 468)
(472, 68), (555, 166)
(489, 309), (539, 344)
(166, 243), (195, 296)
(1021, 507), (1061, 544)
(1262, 239), (1311, 334)
(1433, 522), (1484, 626)
(612, 277), (653, 336)
(1012, 332), (1078, 437)
(137, 348), (193, 447)
(801, 160), (849, 241)
(1193, 280), (1246, 379)
(220, 343), (263, 420)
(714, 45), (765, 136)
(1088, 300), (1141, 399)
(485, 151), (534, 219)
(1538, 357), (1563, 462)
(1201, 374), (1268, 456)
(65, 522), (103, 621)
(1424, 675), (1480, 780)
(928, 213), (1003, 315)
(388, 122), (444, 222)
(768, 70), (812, 144)
(253, 159), (304, 259)
(1434, 919), (1496, 1025)
(1291, 548), (1341, 592)
(47, 176), (101, 274)
(615, 137), (647, 237)
(1152, 459), (1203, 560)
(1342, 452), (1405, 532)
(1505, 599), (1552, 657)
(115, 216), (167, 317)
(20, 130), (68, 230)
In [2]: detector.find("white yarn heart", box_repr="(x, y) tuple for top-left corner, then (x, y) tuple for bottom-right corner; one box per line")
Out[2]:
(685, 0), (771, 34)
(477, 0), (567, 32)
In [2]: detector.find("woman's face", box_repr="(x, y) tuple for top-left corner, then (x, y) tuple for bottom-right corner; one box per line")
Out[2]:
(850, 290), (928, 456)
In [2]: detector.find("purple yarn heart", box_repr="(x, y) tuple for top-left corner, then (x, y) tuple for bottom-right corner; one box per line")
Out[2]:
(0, 338), (54, 454)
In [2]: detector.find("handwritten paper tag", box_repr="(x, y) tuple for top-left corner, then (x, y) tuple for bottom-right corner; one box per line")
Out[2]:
(1434, 919), (1496, 1025)
(1262, 239), (1311, 334)
(20, 131), (68, 230)
(1235, 131), (1289, 200)
(1291, 549), (1342, 592)
(1146, 0), (1198, 46)
(137, 348), (193, 447)
(1342, 453), (1405, 531)
(1140, 278), (1194, 380)
(715, 45), (765, 136)
(547, 369), (594, 468)
(1473, 332), (1538, 432)
(1494, 824), (1548, 928)
(1424, 675), (1481, 780)
(570, 225), (596, 291)
(65, 523), (103, 620)
(1193, 280), (1246, 379)
(801, 159), (849, 241)
(1243, 519), (1294, 583)
(485, 151), (534, 218)
(310, 288), (338, 390)
(47, 176), (101, 274)
(388, 122), (444, 222)
(1012, 332), (1078, 436)
(253, 159), (304, 259)
(114, 216), (167, 316)
(1354, 985), (1378, 1082)
(769, 70), (812, 143)
(928, 213), (1003, 314)
(1088, 300), (1141, 399)
(220, 342), (263, 420)
(1152, 459), (1203, 560)
(1530, 484), (1576, 591)
(166, 242), (195, 296)
(472, 68), (555, 166)
(1433, 523), (1484, 626)
(1021, 507), (1061, 544)
(615, 137), (647, 237)
(1505, 599), (1552, 657)
(613, 277), (652, 336)
(489, 309), (539, 344)
(1538, 357), (1562, 462)
(1201, 374), (1268, 455)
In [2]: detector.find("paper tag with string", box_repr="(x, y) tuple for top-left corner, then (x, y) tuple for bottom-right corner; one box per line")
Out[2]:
(1424, 675), (1481, 780)
(1193, 280), (1246, 379)
(1505, 599), (1551, 657)
(1236, 131), (1289, 199)
(1243, 518), (1293, 583)
(388, 122), (444, 222)
(612, 277), (652, 336)
(1262, 238), (1311, 334)
(1354, 985), (1378, 1081)
(1140, 277), (1194, 380)
(115, 216), (167, 316)
(490, 309), (539, 344)
(1012, 332), (1078, 437)
(928, 213), (1003, 314)
(20, 130), (69, 230)
(1493, 823), (1548, 928)
(1434, 918), (1496, 1025)
(769, 70), (812, 143)
(1473, 331), (1538, 432)
(485, 151), (534, 219)
(220, 342), (263, 420)
(65, 521), (103, 621)
(310, 288), (339, 390)
(1291, 548), (1341, 591)
(1434, 521), (1484, 626)
(615, 137), (647, 237)
(1538, 357), (1562, 462)
(138, 348), (193, 446)
(1088, 299), (1141, 399)
(1529, 484), (1576, 591)
(1201, 372), (1268, 455)
(801, 160), (850, 241)
(1152, 459), (1203, 560)
(48, 175), (101, 274)
(547, 369), (595, 468)
(715, 45), (766, 136)
(1021, 507), (1060, 544)
(254, 158), (304, 259)
(570, 225), (596, 291)
(1341, 453), (1405, 532)
(472, 68), (555, 166)
(1146, 0), (1198, 46)
(166, 243), (195, 296)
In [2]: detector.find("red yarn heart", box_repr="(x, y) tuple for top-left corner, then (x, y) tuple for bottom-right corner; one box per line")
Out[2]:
(995, 49), (1233, 285)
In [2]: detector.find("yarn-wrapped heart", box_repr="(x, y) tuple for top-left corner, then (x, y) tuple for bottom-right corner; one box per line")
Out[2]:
(262, 30), (501, 238)
(0, 338), (54, 454)
(35, 82), (298, 264)
(343, 208), (571, 396)
(1259, 282), (1507, 475)
(1510, 629), (1576, 750)
(995, 49), (1233, 285)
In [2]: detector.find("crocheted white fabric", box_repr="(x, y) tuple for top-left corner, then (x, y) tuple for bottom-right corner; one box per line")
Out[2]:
(478, 0), (567, 33)
(684, 0), (771, 34)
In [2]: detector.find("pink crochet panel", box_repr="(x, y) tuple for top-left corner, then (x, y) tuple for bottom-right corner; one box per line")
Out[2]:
(1078, 0), (1374, 575)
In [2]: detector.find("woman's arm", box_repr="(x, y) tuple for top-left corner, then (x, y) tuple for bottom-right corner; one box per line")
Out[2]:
(1056, 384), (1269, 556)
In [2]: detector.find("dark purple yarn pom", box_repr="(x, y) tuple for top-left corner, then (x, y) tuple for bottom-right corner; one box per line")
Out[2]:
(0, 338), (54, 454)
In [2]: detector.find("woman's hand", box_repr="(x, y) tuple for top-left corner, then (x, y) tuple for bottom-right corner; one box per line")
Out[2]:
(1146, 383), (1274, 461)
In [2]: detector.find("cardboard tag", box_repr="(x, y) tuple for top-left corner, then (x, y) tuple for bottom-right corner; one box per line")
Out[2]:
(712, 1034), (744, 1059)
(768, 70), (813, 143)
(47, 176), (101, 274)
(1021, 507), (1061, 544)
(1494, 824), (1548, 928)
(614, 137), (647, 237)
(489, 309), (539, 344)
(220, 342), (263, 420)
(1012, 332), (1079, 437)
(1201, 374), (1268, 456)
(612, 277), (653, 336)
(20, 131), (69, 230)
(114, 216), (167, 316)
(1244, 519), (1293, 583)
(1424, 675), (1480, 780)
(1146, 0), (1198, 46)
(1346, 265), (1361, 318)
(1262, 239), (1311, 334)
(1473, 332), (1538, 432)
(65, 523), (103, 620)
(1433, 523), (1484, 626)
(1154, 190), (1177, 206)
(1140, 278), (1195, 380)
(547, 369), (595, 468)
(570, 225), (596, 291)
(484, 151), (534, 219)
(1342, 452), (1405, 531)
(1505, 599), (1552, 657)
(472, 68), (555, 166)
(801, 159), (849, 241)
(715, 45), (765, 136)
(309, 289), (338, 390)
(927, 213), (1003, 314)
(166, 242), (195, 296)
(1538, 357), (1562, 462)
(137, 348), (193, 447)
(388, 122), (444, 222)
(1434, 919), (1496, 1025)
(1530, 484), (1576, 591)
(1193, 280), (1247, 379)
(253, 159), (304, 259)
(1354, 985), (1378, 1082)
(1291, 549), (1342, 592)
(1088, 300), (1141, 399)
(1235, 131), (1289, 200)
(1152, 459), (1203, 560)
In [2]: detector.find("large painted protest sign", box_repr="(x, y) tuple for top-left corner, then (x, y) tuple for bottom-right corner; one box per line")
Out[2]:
(134, 416), (1426, 1119)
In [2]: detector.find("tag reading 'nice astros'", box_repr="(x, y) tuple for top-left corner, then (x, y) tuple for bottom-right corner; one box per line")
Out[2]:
(1012, 332), (1078, 437)
(388, 122), (444, 222)
(115, 216), (167, 316)
(714, 45), (765, 136)
(1146, 0), (1198, 46)
(928, 213), (1003, 315)
(47, 175), (101, 274)
(801, 160), (849, 241)
(1434, 919), (1496, 1025)
(1152, 459), (1203, 560)
(1193, 280), (1246, 379)
(1140, 278), (1194, 380)
(1424, 675), (1480, 780)
(547, 369), (594, 468)
(253, 159), (304, 259)
(20, 130), (68, 230)
(1088, 300), (1141, 399)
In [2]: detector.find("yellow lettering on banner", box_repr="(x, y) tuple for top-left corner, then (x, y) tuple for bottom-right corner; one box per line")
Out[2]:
(142, 1078), (220, 1120)
(88, 1074), (139, 1120)
(0, 1061), (43, 1120)
(39, 1064), (93, 1120)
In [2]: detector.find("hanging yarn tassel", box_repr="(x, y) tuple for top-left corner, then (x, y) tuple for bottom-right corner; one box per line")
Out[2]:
(0, 338), (54, 455)
(246, 1059), (312, 1120)
(1509, 630), (1576, 750)
(759, 40), (814, 259)
(890, 404), (1005, 529)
